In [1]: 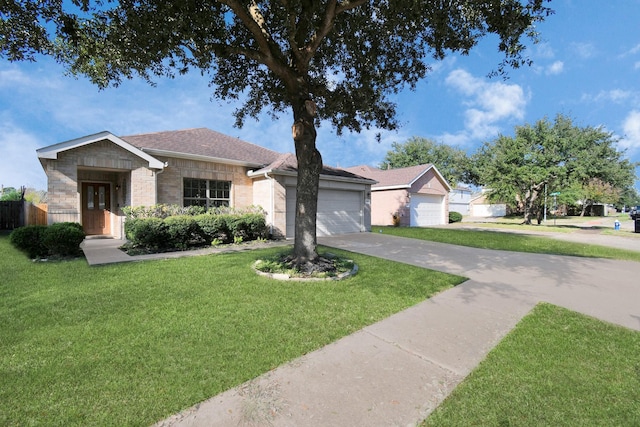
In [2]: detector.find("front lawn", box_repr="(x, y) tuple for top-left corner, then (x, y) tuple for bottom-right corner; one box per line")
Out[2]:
(0, 235), (464, 426)
(377, 226), (640, 262)
(424, 303), (640, 426)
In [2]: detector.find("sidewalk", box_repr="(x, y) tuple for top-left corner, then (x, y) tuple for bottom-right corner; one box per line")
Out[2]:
(148, 232), (640, 427)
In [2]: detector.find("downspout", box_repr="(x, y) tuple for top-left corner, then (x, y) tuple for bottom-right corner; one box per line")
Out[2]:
(154, 162), (168, 205)
(264, 172), (275, 236)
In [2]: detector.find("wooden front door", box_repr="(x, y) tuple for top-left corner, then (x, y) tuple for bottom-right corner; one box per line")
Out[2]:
(82, 183), (111, 235)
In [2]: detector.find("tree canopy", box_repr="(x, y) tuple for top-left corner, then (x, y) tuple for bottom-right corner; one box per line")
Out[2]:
(380, 137), (469, 186)
(2, 0), (553, 261)
(469, 114), (637, 223)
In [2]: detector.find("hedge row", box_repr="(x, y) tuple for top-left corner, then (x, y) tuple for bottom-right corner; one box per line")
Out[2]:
(10, 222), (85, 258)
(124, 211), (268, 251)
(121, 204), (266, 220)
(121, 204), (207, 219)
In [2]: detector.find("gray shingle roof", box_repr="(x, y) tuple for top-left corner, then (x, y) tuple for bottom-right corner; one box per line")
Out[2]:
(121, 128), (281, 166)
(120, 128), (374, 182)
(345, 164), (435, 188)
(253, 153), (377, 182)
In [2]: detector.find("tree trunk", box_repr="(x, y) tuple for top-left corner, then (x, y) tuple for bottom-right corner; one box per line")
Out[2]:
(523, 182), (545, 225)
(580, 204), (586, 217)
(291, 98), (322, 265)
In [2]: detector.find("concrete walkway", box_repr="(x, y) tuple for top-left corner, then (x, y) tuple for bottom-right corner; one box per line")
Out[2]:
(148, 232), (640, 427)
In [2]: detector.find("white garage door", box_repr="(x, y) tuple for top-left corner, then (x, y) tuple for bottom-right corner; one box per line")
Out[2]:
(471, 204), (507, 217)
(410, 194), (445, 226)
(286, 188), (363, 237)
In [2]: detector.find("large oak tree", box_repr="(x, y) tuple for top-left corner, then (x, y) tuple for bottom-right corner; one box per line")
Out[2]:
(469, 115), (637, 223)
(2, 0), (552, 264)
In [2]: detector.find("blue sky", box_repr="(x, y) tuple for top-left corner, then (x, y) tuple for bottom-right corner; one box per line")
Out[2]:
(1, 0), (640, 191)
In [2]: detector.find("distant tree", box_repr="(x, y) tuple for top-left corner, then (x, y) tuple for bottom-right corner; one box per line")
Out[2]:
(470, 115), (637, 224)
(569, 178), (620, 215)
(619, 187), (640, 211)
(558, 123), (637, 216)
(23, 188), (46, 204)
(380, 137), (468, 186)
(0, 186), (24, 201)
(1, 0), (552, 265)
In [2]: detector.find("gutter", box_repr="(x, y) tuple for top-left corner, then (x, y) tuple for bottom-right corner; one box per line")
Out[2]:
(264, 171), (275, 236)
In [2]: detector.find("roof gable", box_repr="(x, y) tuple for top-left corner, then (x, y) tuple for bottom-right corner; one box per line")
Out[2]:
(121, 128), (281, 167)
(346, 164), (451, 191)
(36, 131), (165, 169)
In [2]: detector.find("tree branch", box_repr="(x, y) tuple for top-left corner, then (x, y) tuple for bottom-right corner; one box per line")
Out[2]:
(217, 0), (293, 83)
(217, 0), (273, 60)
(304, 0), (367, 62)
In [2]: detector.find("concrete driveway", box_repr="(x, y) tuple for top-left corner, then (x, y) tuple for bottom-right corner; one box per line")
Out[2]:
(156, 232), (640, 427)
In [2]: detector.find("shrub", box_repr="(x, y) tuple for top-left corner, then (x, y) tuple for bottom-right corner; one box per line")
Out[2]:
(9, 225), (48, 258)
(194, 214), (229, 244)
(228, 213), (268, 241)
(124, 218), (170, 251)
(122, 204), (207, 219)
(42, 223), (85, 257)
(124, 205), (269, 251)
(449, 211), (463, 223)
(164, 215), (205, 249)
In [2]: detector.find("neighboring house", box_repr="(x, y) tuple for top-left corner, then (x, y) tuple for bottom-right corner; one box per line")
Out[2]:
(345, 164), (451, 226)
(449, 186), (473, 216)
(36, 128), (374, 239)
(469, 190), (507, 217)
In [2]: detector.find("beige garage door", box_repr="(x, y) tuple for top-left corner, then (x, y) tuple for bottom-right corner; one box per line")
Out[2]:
(286, 187), (363, 238)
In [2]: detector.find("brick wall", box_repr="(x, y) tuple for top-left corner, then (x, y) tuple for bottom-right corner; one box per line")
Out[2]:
(43, 139), (156, 232)
(155, 157), (254, 208)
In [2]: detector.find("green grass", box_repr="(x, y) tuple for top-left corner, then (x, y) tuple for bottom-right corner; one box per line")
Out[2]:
(377, 226), (640, 262)
(0, 235), (464, 426)
(450, 214), (640, 236)
(423, 303), (640, 426)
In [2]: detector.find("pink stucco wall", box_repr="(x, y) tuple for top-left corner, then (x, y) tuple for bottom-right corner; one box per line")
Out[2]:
(371, 189), (409, 226)
(371, 168), (450, 226)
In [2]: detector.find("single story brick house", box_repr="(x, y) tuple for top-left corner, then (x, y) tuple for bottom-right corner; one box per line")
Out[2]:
(345, 164), (451, 226)
(36, 128), (374, 239)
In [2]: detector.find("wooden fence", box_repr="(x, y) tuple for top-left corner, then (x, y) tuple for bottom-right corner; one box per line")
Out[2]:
(27, 203), (48, 226)
(0, 201), (48, 230)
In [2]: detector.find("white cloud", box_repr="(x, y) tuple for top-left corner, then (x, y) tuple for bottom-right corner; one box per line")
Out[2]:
(621, 43), (640, 58)
(620, 110), (640, 152)
(443, 69), (527, 141)
(0, 67), (32, 87)
(570, 42), (597, 59)
(437, 131), (472, 147)
(0, 121), (48, 189)
(0, 62), (63, 90)
(582, 89), (640, 104)
(316, 125), (408, 168)
(546, 61), (564, 75)
(535, 43), (555, 59)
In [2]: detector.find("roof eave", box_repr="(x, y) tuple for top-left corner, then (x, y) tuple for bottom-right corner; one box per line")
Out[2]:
(37, 131), (165, 170)
(142, 148), (267, 168)
(372, 184), (411, 191)
(248, 168), (377, 185)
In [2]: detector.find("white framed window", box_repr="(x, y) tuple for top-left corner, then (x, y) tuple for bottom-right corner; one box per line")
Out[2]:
(183, 178), (231, 208)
